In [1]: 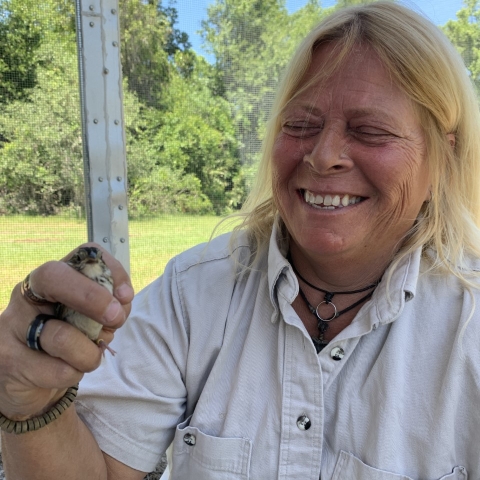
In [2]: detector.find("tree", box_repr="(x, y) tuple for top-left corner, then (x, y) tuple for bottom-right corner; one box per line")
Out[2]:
(121, 1), (243, 216)
(201, 0), (325, 179)
(201, 0), (287, 168)
(336, 0), (370, 6)
(0, 41), (83, 215)
(120, 0), (192, 109)
(127, 54), (242, 216)
(443, 0), (480, 96)
(0, 0), (75, 105)
(0, 5), (40, 104)
(0, 0), (83, 215)
(0, 0), (245, 217)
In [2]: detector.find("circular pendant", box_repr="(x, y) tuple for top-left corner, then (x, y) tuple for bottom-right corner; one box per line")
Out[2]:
(315, 301), (337, 322)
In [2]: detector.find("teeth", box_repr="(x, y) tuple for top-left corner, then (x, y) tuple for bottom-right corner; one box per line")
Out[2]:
(303, 190), (362, 209)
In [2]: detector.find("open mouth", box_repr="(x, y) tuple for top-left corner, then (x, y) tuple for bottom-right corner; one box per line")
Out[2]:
(302, 189), (365, 210)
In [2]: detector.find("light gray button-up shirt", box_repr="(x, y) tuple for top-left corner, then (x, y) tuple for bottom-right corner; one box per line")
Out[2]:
(77, 222), (480, 479)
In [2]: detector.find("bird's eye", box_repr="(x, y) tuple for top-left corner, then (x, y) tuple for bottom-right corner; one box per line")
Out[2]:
(77, 250), (88, 261)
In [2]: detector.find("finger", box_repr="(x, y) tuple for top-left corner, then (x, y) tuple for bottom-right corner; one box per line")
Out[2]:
(0, 332), (83, 419)
(1, 332), (84, 391)
(28, 261), (127, 329)
(20, 273), (50, 307)
(38, 319), (105, 372)
(4, 296), (106, 374)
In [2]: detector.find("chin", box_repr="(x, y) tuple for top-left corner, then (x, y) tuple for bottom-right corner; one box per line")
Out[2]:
(291, 231), (351, 258)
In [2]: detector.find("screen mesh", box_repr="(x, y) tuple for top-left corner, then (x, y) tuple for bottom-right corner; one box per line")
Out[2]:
(0, 0), (473, 313)
(0, 0), (86, 309)
(0, 0), (474, 477)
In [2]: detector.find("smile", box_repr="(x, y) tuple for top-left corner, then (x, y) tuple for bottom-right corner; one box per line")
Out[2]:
(303, 190), (364, 209)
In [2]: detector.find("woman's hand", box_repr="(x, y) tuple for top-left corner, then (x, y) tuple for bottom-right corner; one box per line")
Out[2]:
(0, 243), (134, 421)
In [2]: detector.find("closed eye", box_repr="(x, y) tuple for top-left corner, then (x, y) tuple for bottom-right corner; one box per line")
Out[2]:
(350, 126), (397, 144)
(282, 122), (322, 138)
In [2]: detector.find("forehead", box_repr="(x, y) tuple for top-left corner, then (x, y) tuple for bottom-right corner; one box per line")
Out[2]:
(288, 42), (414, 117)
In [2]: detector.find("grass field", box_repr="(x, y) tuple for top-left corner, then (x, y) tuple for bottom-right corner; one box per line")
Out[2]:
(0, 214), (235, 313)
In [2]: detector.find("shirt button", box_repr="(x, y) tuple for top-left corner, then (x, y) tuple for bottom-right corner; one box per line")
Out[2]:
(183, 433), (196, 446)
(330, 346), (345, 361)
(296, 415), (311, 430)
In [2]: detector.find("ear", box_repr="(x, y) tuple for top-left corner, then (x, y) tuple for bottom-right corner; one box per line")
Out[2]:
(424, 187), (432, 203)
(447, 133), (456, 147)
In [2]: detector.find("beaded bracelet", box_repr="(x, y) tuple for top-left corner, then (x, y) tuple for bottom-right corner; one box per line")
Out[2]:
(0, 385), (78, 434)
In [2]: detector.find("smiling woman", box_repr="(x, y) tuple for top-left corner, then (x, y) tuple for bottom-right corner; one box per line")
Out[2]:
(2, 2), (480, 480)
(273, 43), (430, 290)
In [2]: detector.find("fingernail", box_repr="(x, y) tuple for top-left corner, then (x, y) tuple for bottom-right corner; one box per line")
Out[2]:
(103, 299), (122, 324)
(115, 283), (134, 300)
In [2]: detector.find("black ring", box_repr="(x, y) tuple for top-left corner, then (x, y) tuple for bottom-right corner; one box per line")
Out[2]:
(26, 314), (57, 351)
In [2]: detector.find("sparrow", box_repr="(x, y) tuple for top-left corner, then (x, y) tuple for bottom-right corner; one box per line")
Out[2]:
(55, 247), (116, 355)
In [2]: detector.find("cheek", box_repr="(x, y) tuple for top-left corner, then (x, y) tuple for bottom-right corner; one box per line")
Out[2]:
(373, 148), (429, 224)
(271, 136), (305, 185)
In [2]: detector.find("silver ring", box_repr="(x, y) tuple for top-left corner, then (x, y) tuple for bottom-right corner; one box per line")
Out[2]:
(26, 314), (56, 351)
(315, 301), (337, 322)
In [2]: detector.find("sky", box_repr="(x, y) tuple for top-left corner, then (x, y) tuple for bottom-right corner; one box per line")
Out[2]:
(174, 0), (465, 61)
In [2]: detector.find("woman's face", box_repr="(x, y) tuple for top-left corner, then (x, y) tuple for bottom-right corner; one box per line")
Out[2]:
(272, 43), (430, 263)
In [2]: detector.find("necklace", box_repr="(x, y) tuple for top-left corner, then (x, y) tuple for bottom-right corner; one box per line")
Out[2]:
(288, 254), (380, 353)
(288, 256), (379, 321)
(298, 286), (376, 352)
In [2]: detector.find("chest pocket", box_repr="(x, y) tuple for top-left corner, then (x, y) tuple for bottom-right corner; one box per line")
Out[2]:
(331, 451), (467, 480)
(169, 418), (253, 479)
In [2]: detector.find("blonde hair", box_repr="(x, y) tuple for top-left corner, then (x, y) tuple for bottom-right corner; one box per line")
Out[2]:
(231, 1), (480, 285)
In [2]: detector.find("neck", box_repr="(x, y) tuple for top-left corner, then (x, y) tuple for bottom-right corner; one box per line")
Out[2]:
(288, 241), (395, 292)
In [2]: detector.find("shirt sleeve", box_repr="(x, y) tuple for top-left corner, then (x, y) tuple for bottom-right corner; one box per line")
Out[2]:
(75, 256), (189, 473)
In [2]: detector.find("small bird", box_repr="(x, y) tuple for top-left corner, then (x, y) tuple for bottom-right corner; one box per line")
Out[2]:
(55, 247), (116, 355)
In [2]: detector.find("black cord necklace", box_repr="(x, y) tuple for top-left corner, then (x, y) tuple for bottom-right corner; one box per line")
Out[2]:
(298, 286), (376, 353)
(287, 254), (380, 353)
(290, 259), (379, 315)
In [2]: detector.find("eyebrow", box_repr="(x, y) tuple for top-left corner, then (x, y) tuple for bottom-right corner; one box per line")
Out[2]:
(282, 103), (323, 118)
(284, 103), (401, 125)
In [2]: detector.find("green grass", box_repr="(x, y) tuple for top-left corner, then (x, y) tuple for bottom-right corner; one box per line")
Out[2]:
(0, 214), (235, 313)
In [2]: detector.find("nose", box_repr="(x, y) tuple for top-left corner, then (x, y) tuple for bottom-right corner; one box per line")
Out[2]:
(304, 124), (354, 174)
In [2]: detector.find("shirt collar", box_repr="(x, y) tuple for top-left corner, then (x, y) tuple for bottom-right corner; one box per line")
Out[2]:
(267, 218), (297, 322)
(370, 245), (421, 326)
(266, 217), (422, 325)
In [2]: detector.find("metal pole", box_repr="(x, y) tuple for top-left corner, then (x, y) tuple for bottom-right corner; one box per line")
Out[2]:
(75, 0), (130, 273)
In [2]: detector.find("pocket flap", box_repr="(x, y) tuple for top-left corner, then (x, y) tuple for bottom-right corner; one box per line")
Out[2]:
(172, 420), (252, 476)
(332, 451), (468, 480)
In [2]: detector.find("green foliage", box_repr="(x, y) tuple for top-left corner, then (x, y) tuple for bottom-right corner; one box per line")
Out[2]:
(119, 0), (194, 109)
(114, 0), (246, 217)
(120, 0), (173, 108)
(127, 54), (242, 216)
(201, 0), (325, 172)
(0, 0), (85, 215)
(0, 39), (83, 215)
(0, 0), (245, 218)
(0, 0), (41, 104)
(0, 0), (75, 104)
(128, 167), (213, 216)
(443, 0), (480, 96)
(120, 0), (244, 217)
(7, 0), (455, 220)
(335, 0), (371, 7)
